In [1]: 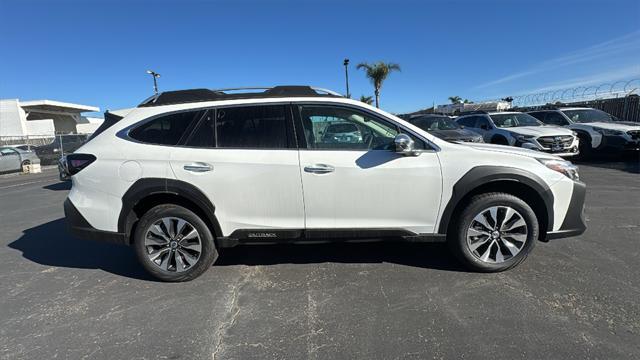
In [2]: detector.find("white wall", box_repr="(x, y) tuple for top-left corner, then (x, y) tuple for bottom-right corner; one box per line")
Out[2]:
(0, 99), (28, 136)
(25, 119), (55, 137)
(76, 116), (104, 134)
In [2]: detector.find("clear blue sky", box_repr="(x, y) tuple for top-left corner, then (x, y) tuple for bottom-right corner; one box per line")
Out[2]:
(1, 0), (639, 114)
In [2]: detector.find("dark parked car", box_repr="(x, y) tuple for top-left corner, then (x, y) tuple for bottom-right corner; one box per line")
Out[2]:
(35, 134), (89, 165)
(408, 115), (483, 142)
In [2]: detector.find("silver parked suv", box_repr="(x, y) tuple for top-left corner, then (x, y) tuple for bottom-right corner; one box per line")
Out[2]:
(455, 111), (579, 157)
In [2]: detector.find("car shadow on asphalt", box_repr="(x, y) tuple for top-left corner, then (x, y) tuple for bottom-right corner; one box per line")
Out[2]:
(215, 241), (467, 272)
(7, 218), (155, 281)
(43, 181), (71, 191)
(8, 218), (467, 279)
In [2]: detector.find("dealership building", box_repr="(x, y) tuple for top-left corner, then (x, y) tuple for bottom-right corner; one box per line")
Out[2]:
(0, 99), (103, 138)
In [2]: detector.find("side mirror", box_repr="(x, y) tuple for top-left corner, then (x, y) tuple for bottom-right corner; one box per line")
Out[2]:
(480, 125), (489, 130)
(394, 134), (418, 156)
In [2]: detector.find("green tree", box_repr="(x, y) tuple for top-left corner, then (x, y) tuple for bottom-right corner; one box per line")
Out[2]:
(448, 96), (462, 104)
(359, 95), (374, 105)
(356, 61), (401, 108)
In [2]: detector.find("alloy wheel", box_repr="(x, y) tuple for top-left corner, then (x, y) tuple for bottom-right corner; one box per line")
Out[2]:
(466, 206), (528, 263)
(144, 217), (202, 272)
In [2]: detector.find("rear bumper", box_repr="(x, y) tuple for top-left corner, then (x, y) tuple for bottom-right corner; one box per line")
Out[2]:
(545, 180), (587, 240)
(64, 199), (127, 245)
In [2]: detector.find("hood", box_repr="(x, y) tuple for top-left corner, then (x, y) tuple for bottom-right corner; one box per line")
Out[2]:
(503, 126), (574, 137)
(583, 121), (640, 131)
(429, 128), (481, 140)
(461, 142), (561, 160)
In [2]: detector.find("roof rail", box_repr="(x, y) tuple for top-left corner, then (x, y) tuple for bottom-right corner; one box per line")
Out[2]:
(138, 85), (343, 107)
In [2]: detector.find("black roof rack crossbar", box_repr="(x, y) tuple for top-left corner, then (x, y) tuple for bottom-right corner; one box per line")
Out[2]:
(138, 85), (343, 107)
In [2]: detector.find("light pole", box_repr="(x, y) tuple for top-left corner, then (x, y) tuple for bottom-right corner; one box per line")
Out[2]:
(343, 58), (350, 98)
(146, 70), (161, 95)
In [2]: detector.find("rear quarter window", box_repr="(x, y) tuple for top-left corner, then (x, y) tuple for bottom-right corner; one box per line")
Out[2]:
(129, 110), (205, 145)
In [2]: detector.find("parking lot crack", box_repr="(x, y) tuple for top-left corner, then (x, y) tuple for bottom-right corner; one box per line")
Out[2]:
(211, 267), (256, 360)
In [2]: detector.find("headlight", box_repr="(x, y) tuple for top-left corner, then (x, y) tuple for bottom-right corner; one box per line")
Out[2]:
(593, 127), (624, 136)
(537, 158), (579, 181)
(515, 134), (535, 141)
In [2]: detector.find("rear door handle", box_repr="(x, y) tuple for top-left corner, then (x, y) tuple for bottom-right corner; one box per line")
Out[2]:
(304, 164), (335, 174)
(183, 162), (213, 173)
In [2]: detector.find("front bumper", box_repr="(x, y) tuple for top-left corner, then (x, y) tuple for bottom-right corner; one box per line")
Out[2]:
(545, 180), (587, 240)
(64, 199), (127, 245)
(596, 135), (640, 152)
(518, 138), (579, 157)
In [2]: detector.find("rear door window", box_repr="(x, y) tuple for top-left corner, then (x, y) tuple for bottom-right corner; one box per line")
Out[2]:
(215, 105), (292, 149)
(545, 112), (569, 126)
(476, 117), (491, 129)
(457, 116), (477, 128)
(183, 111), (215, 147)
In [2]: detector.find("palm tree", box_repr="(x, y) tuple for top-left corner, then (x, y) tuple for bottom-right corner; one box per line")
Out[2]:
(356, 61), (401, 108)
(359, 95), (374, 105)
(448, 96), (462, 104)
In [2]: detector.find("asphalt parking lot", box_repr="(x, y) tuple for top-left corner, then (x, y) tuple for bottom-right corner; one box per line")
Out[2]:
(1, 158), (639, 360)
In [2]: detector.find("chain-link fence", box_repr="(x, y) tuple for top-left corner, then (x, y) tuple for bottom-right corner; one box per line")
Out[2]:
(0, 133), (90, 165)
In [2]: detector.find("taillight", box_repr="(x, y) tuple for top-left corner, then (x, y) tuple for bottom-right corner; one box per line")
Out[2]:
(63, 153), (96, 176)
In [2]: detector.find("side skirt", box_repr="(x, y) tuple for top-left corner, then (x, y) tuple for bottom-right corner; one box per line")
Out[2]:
(216, 228), (446, 248)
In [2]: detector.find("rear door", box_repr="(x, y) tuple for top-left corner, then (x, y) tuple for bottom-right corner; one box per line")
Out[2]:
(169, 104), (305, 237)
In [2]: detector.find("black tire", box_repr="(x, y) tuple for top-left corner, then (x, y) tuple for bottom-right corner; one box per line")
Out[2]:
(491, 136), (509, 145)
(448, 192), (539, 272)
(134, 204), (218, 282)
(576, 133), (592, 160)
(21, 160), (30, 167)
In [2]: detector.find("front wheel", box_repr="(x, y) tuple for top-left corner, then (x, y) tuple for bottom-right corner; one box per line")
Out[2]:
(134, 204), (218, 282)
(449, 192), (539, 272)
(576, 134), (592, 160)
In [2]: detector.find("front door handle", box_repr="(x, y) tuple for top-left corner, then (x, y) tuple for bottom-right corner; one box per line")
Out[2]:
(304, 164), (335, 174)
(183, 162), (213, 173)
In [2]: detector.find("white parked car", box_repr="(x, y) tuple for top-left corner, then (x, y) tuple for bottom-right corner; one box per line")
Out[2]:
(62, 86), (586, 281)
(528, 107), (640, 156)
(455, 111), (579, 157)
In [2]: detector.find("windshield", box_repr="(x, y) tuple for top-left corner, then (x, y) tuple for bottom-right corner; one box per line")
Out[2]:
(411, 116), (460, 131)
(325, 123), (359, 134)
(562, 109), (614, 123)
(490, 113), (542, 128)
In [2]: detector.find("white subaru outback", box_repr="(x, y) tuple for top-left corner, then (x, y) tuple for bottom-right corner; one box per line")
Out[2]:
(62, 86), (586, 282)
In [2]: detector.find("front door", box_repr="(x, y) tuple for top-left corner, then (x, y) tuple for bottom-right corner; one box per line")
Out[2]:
(0, 148), (21, 172)
(295, 104), (442, 234)
(169, 104), (305, 237)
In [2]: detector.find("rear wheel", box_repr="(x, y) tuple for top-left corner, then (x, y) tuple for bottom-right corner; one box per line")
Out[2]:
(134, 204), (218, 282)
(449, 192), (538, 272)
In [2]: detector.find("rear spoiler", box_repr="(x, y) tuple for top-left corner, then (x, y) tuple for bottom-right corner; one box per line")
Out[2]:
(87, 110), (125, 141)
